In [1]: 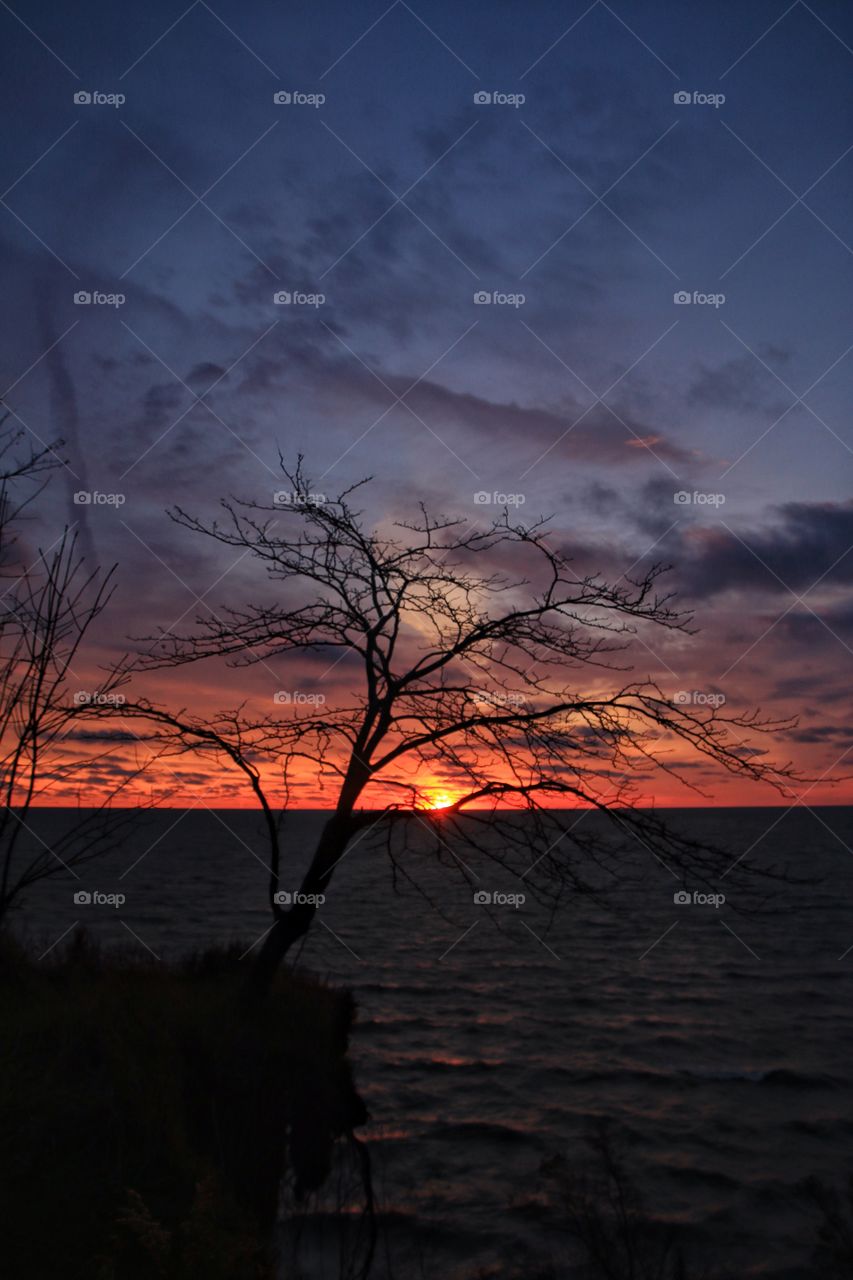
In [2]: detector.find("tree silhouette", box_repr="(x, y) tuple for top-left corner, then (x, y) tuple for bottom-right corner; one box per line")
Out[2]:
(0, 415), (150, 921)
(126, 458), (797, 988)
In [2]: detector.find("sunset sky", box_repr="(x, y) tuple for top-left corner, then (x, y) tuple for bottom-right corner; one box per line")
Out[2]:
(2, 0), (852, 806)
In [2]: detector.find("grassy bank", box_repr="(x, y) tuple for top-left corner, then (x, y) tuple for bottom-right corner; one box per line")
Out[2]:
(0, 931), (365, 1280)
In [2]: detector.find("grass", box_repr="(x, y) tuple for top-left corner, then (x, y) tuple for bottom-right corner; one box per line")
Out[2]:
(0, 930), (364, 1280)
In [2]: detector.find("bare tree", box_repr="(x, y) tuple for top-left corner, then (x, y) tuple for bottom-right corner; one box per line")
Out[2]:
(0, 414), (152, 922)
(122, 458), (798, 989)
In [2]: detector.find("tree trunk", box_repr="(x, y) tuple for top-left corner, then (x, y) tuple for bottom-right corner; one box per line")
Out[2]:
(249, 813), (352, 995)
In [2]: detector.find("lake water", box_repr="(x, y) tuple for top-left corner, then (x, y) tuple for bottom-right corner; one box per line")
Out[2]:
(11, 806), (853, 1279)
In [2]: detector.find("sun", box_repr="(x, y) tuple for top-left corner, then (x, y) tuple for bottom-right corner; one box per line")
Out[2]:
(424, 790), (456, 812)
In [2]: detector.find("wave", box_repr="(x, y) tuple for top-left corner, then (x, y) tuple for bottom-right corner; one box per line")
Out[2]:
(379, 1055), (508, 1073)
(429, 1120), (543, 1146)
(677, 1065), (842, 1089)
(761, 1067), (844, 1090)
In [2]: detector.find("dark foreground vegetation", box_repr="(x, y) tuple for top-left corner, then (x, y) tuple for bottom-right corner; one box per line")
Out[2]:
(3, 931), (852, 1280)
(0, 932), (366, 1280)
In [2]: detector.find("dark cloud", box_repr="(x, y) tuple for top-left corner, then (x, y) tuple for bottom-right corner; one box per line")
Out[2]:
(680, 501), (853, 599)
(65, 729), (158, 743)
(687, 349), (792, 418)
(790, 726), (853, 746)
(186, 362), (226, 386)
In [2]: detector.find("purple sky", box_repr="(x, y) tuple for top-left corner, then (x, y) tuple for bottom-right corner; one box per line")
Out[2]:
(2, 0), (853, 803)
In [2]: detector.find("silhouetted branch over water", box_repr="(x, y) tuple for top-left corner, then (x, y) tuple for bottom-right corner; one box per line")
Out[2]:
(110, 458), (803, 988)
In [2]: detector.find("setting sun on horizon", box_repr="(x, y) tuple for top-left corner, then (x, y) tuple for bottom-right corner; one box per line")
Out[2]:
(424, 790), (457, 812)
